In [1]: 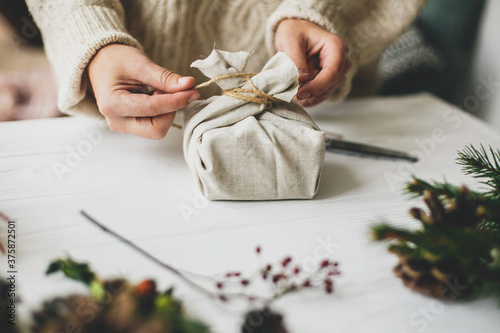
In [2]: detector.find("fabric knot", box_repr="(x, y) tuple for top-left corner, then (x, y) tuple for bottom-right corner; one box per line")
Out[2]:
(195, 73), (281, 107)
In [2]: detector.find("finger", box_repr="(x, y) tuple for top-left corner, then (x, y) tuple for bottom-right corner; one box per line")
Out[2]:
(133, 60), (196, 93)
(106, 112), (176, 140)
(101, 90), (199, 118)
(305, 56), (320, 84)
(278, 34), (310, 86)
(297, 57), (350, 100)
(299, 83), (338, 108)
(298, 45), (350, 100)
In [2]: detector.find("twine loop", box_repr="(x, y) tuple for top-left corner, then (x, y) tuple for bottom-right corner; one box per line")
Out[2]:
(195, 73), (280, 106)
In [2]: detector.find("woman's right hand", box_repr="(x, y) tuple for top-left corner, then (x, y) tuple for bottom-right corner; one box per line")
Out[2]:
(88, 44), (199, 139)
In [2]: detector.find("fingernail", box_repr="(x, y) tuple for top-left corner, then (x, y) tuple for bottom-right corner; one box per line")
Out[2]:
(178, 76), (192, 85)
(188, 92), (200, 103)
(298, 91), (311, 100)
(298, 71), (309, 83)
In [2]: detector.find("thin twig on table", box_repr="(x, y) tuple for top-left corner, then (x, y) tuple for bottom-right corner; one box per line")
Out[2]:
(80, 210), (214, 299)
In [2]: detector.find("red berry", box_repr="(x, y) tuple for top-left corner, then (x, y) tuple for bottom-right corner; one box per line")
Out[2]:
(234, 272), (241, 277)
(241, 279), (250, 286)
(216, 282), (224, 289)
(136, 279), (156, 295)
(325, 285), (333, 294)
(293, 267), (300, 275)
(266, 264), (272, 271)
(256, 246), (261, 254)
(272, 273), (287, 283)
(321, 260), (329, 268)
(328, 268), (341, 276)
(282, 256), (292, 267)
(303, 279), (311, 287)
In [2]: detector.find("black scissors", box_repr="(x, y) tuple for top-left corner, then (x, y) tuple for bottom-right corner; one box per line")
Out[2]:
(324, 133), (418, 163)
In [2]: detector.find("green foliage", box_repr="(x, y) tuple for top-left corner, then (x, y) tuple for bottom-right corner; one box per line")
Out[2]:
(154, 292), (210, 333)
(406, 177), (500, 230)
(405, 177), (472, 199)
(45, 258), (210, 333)
(372, 144), (500, 302)
(46, 258), (95, 286)
(457, 144), (500, 199)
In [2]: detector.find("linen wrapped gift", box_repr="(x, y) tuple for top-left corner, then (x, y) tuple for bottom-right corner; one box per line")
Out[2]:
(182, 49), (325, 200)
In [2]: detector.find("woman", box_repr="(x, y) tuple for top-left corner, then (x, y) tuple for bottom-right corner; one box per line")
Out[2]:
(23, 0), (426, 138)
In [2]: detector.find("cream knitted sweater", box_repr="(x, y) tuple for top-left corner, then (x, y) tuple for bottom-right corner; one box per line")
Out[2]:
(26, 0), (426, 118)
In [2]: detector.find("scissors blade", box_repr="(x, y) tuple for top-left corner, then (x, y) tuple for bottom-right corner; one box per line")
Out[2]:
(325, 137), (418, 163)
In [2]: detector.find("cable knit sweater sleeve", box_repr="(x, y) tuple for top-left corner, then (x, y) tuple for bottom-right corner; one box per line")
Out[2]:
(266, 0), (428, 100)
(26, 0), (141, 117)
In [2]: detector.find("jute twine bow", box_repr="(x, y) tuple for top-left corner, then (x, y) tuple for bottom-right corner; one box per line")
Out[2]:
(195, 73), (281, 105)
(171, 73), (280, 130)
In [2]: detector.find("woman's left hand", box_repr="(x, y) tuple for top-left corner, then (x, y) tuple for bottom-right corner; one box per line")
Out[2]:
(275, 19), (351, 107)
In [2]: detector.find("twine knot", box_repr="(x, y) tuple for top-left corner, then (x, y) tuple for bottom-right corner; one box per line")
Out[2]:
(195, 73), (280, 106)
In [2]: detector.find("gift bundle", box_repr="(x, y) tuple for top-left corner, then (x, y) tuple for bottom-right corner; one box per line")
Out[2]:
(182, 50), (325, 200)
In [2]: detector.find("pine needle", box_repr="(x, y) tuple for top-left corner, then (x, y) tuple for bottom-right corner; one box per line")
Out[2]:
(457, 144), (500, 198)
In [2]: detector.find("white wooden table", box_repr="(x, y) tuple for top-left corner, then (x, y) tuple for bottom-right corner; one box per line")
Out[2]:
(1, 93), (499, 333)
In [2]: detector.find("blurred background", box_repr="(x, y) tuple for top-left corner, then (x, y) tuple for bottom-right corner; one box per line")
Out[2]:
(378, 0), (500, 129)
(0, 0), (499, 128)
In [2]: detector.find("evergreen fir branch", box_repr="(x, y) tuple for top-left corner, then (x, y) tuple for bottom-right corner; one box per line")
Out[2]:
(371, 224), (419, 242)
(373, 144), (500, 303)
(479, 199), (500, 226)
(476, 282), (500, 305)
(481, 219), (500, 232)
(374, 223), (500, 260)
(406, 178), (500, 225)
(405, 177), (484, 200)
(405, 177), (463, 198)
(457, 144), (500, 198)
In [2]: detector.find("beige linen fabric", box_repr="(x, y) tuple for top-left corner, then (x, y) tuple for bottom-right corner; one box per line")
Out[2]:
(183, 50), (325, 200)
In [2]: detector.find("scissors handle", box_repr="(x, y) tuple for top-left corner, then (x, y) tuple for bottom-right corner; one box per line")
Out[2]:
(325, 136), (418, 163)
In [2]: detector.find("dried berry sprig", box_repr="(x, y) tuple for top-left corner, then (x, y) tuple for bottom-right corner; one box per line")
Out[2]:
(213, 247), (340, 333)
(80, 211), (341, 333)
(80, 211), (341, 308)
(0, 211), (10, 222)
(211, 247), (340, 307)
(0, 211), (11, 255)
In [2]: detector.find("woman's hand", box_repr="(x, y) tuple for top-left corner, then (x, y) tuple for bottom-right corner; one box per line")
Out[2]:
(275, 19), (351, 107)
(88, 44), (199, 139)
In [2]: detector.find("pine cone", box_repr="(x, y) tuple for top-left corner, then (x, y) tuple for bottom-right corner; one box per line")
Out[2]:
(241, 308), (288, 333)
(409, 188), (484, 229)
(393, 256), (472, 299)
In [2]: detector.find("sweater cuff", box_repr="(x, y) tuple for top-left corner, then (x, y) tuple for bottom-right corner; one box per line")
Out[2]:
(47, 6), (142, 118)
(265, 2), (341, 57)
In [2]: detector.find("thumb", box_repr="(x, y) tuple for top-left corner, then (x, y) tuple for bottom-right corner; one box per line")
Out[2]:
(139, 61), (196, 93)
(279, 37), (309, 85)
